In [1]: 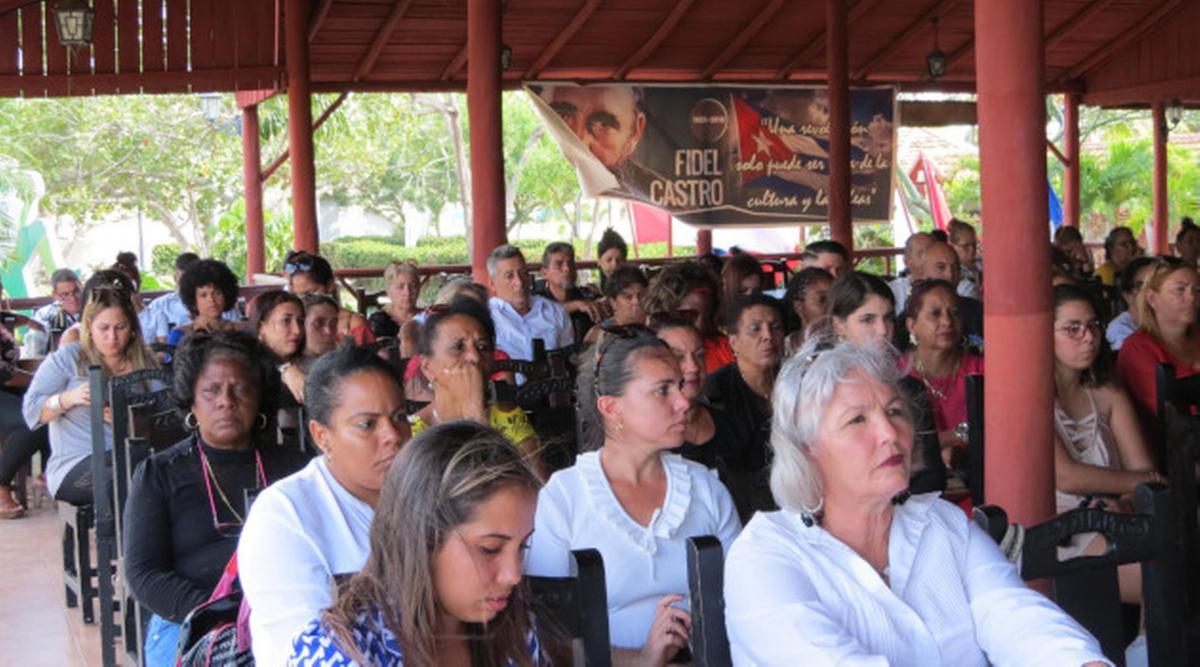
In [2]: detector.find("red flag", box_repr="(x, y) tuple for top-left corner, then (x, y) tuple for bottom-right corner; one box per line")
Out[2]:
(733, 97), (793, 184)
(631, 202), (671, 244)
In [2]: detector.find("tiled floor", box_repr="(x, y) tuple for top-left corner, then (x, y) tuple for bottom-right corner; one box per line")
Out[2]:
(0, 501), (103, 667)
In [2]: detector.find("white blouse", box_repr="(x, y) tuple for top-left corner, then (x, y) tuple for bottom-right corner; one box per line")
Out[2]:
(238, 456), (374, 667)
(724, 493), (1110, 666)
(526, 451), (742, 650)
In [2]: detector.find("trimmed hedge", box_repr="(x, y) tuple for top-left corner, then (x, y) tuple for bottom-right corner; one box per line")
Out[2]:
(321, 235), (696, 270)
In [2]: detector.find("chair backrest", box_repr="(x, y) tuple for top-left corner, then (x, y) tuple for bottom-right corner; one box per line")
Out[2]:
(109, 368), (176, 526)
(970, 505), (1008, 545)
(1156, 363), (1200, 466)
(964, 373), (984, 505)
(1162, 404), (1200, 615)
(526, 548), (611, 667)
(687, 536), (731, 667)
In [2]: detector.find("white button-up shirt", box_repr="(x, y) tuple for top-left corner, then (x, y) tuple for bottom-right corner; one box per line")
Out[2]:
(488, 294), (574, 361)
(725, 493), (1109, 666)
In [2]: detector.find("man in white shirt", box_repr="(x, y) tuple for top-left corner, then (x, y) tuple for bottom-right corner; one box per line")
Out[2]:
(890, 232), (932, 314)
(486, 244), (574, 362)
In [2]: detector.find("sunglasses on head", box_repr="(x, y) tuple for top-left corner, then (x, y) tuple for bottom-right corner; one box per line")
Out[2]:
(283, 253), (315, 275)
(592, 324), (652, 396)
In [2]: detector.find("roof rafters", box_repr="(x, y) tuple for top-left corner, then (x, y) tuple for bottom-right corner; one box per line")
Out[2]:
(1059, 0), (1185, 82)
(774, 0), (882, 80)
(612, 0), (696, 80)
(308, 0), (336, 43)
(853, 0), (959, 80)
(440, 0), (512, 81)
(525, 0), (604, 79)
(700, 0), (786, 79)
(353, 0), (416, 81)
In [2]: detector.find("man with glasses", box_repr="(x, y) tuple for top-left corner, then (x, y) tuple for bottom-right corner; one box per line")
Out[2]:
(24, 269), (82, 356)
(1106, 256), (1155, 351)
(948, 219), (982, 299)
(487, 245), (574, 365)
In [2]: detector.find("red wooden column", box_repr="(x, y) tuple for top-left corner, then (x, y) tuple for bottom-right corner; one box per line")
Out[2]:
(975, 0), (1055, 527)
(467, 0), (507, 284)
(1062, 93), (1081, 229)
(1152, 100), (1169, 256)
(286, 0), (319, 253)
(242, 105), (266, 281)
(696, 229), (713, 255)
(825, 0), (853, 254)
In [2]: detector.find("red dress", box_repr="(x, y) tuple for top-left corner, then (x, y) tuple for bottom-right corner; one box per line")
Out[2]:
(1116, 329), (1200, 426)
(899, 353), (985, 436)
(704, 336), (734, 374)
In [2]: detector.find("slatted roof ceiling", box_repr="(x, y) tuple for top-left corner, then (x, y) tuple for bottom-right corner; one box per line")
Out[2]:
(0, 0), (1196, 106)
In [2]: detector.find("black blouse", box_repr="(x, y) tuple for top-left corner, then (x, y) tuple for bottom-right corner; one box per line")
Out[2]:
(701, 364), (777, 521)
(122, 435), (309, 622)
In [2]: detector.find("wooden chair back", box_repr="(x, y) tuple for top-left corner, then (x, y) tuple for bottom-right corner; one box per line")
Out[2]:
(527, 548), (611, 667)
(965, 373), (984, 505)
(687, 535), (731, 667)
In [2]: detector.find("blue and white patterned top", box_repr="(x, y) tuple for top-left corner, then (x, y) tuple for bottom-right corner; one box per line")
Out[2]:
(288, 605), (541, 666)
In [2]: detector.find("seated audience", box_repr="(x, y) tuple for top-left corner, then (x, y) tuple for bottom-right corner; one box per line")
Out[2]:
(299, 294), (340, 369)
(1178, 217), (1199, 268)
(723, 340), (1108, 665)
(1116, 257), (1200, 429)
(828, 271), (945, 494)
(124, 331), (307, 665)
(894, 241), (983, 345)
(643, 261), (732, 372)
(367, 260), (422, 339)
(289, 421), (542, 666)
(801, 240), (849, 278)
(899, 279), (984, 468)
(720, 253), (765, 308)
(584, 265), (648, 343)
(25, 268), (82, 356)
(1106, 257), (1154, 351)
(141, 252), (201, 342)
(283, 250), (375, 345)
(240, 344), (411, 667)
(596, 227), (628, 290)
(527, 327), (740, 659)
(0, 321), (50, 518)
(408, 298), (541, 472)
(703, 294), (785, 519)
(947, 218), (982, 296)
(1054, 225), (1095, 280)
(890, 232), (933, 307)
(23, 283), (157, 504)
(58, 269), (141, 347)
(535, 242), (608, 337)
(166, 259), (244, 347)
(486, 245), (574, 362)
(1096, 226), (1140, 286)
(250, 291), (307, 402)
(782, 267), (833, 355)
(1051, 284), (1162, 616)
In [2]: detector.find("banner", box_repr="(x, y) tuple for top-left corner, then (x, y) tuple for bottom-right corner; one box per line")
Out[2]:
(526, 83), (896, 227)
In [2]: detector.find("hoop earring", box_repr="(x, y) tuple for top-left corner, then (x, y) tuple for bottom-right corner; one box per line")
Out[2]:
(184, 411), (198, 430)
(799, 496), (824, 527)
(255, 413), (269, 431)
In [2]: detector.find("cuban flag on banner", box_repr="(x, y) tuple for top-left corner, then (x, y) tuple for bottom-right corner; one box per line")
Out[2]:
(732, 96), (796, 184)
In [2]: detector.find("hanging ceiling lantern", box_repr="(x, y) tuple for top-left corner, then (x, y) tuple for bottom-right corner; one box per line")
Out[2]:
(53, 0), (96, 50)
(1166, 98), (1184, 131)
(500, 44), (513, 72)
(926, 16), (947, 80)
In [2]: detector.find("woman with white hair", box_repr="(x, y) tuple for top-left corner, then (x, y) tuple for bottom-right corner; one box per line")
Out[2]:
(723, 339), (1109, 666)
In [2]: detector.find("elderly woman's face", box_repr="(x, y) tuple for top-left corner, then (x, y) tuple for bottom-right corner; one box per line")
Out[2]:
(304, 304), (339, 357)
(834, 294), (895, 351)
(193, 357), (259, 449)
(908, 287), (961, 352)
(194, 284), (227, 321)
(311, 369), (409, 503)
(811, 369), (912, 504)
(730, 305), (784, 369)
(260, 302), (304, 359)
(657, 326), (706, 402)
(422, 314), (494, 382)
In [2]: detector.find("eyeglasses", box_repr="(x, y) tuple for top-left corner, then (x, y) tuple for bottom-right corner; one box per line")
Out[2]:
(592, 324), (650, 396)
(55, 287), (81, 301)
(1054, 320), (1103, 340)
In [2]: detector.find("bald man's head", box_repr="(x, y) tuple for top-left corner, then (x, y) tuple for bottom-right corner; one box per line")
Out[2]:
(915, 242), (961, 285)
(904, 232), (934, 271)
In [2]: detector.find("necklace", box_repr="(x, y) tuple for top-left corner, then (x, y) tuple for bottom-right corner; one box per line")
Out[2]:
(912, 353), (960, 402)
(197, 443), (267, 526)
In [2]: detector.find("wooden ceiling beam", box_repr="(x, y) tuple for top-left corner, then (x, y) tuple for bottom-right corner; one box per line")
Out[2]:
(775, 0), (882, 80)
(1059, 0), (1185, 82)
(612, 0), (695, 80)
(440, 0), (511, 81)
(699, 0), (786, 79)
(1043, 0), (1118, 51)
(853, 0), (959, 80)
(525, 0), (603, 79)
(352, 0), (415, 81)
(308, 0), (336, 43)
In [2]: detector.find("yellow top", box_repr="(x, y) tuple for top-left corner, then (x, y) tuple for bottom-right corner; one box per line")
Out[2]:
(1095, 261), (1117, 286)
(410, 404), (539, 448)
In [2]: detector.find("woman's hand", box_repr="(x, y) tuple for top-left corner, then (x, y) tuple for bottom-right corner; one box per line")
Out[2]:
(281, 364), (306, 402)
(431, 362), (488, 424)
(639, 594), (690, 667)
(62, 383), (91, 410)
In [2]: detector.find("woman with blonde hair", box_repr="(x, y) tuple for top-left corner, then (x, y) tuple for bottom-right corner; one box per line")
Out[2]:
(22, 282), (158, 504)
(369, 260), (423, 339)
(288, 420), (542, 666)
